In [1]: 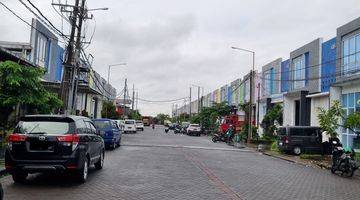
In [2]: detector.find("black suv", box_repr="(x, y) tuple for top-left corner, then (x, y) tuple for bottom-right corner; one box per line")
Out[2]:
(5, 115), (105, 183)
(277, 126), (322, 155)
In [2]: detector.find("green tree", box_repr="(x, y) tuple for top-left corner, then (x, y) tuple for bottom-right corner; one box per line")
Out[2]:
(101, 100), (119, 119)
(261, 104), (283, 136)
(344, 111), (360, 135)
(156, 113), (170, 124)
(317, 101), (344, 138)
(196, 102), (232, 132)
(128, 110), (142, 120)
(0, 61), (63, 127)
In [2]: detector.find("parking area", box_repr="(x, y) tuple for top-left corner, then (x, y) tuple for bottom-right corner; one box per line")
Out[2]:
(1, 126), (360, 200)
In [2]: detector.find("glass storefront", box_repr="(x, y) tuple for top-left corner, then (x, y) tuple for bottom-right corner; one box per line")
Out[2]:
(341, 92), (360, 148)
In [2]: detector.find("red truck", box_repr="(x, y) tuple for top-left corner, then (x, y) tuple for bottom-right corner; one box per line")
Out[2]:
(219, 114), (245, 134)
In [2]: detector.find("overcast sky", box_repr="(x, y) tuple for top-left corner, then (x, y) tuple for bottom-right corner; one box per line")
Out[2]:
(1, 0), (360, 116)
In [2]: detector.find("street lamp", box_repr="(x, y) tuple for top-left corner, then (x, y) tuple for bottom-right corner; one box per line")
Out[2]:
(191, 84), (204, 113)
(87, 7), (109, 11)
(231, 46), (255, 143)
(107, 63), (126, 84)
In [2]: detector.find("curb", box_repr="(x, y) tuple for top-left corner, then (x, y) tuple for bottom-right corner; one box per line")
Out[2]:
(261, 151), (360, 178)
(261, 152), (310, 167)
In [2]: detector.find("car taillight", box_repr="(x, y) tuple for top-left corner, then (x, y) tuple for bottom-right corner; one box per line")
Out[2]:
(57, 134), (79, 151)
(8, 133), (27, 151)
(283, 136), (289, 144)
(8, 134), (27, 142)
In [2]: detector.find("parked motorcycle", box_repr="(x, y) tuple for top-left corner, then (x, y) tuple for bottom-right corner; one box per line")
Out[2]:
(165, 127), (169, 133)
(212, 132), (226, 143)
(331, 140), (358, 177)
(174, 126), (182, 134)
(212, 126), (234, 144)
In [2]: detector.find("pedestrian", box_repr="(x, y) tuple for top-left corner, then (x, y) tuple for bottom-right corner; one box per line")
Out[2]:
(321, 130), (330, 155)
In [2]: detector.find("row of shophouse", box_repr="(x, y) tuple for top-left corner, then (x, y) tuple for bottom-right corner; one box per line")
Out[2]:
(175, 17), (360, 148)
(0, 18), (117, 118)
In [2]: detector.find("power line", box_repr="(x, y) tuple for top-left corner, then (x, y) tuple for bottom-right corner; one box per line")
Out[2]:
(24, 0), (68, 39)
(138, 97), (189, 103)
(51, 0), (71, 24)
(0, 1), (65, 43)
(18, 0), (68, 42)
(261, 50), (360, 76)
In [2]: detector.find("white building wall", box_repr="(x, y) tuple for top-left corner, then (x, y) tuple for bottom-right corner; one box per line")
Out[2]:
(283, 96), (296, 126)
(310, 95), (329, 126)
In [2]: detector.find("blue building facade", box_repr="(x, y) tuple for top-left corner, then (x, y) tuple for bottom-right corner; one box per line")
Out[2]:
(280, 59), (290, 93)
(29, 18), (64, 82)
(321, 38), (337, 92)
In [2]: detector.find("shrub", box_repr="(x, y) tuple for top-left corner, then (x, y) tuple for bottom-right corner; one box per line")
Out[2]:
(270, 141), (279, 152)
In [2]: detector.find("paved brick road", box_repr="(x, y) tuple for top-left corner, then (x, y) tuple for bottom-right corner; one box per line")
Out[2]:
(2, 126), (360, 200)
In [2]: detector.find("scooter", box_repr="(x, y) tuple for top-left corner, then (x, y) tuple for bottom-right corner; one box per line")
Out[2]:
(212, 132), (226, 142)
(331, 140), (358, 177)
(174, 126), (182, 134)
(212, 126), (234, 143)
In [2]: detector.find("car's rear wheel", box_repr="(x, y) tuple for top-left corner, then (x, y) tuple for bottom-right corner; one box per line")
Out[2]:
(293, 146), (302, 155)
(95, 151), (104, 170)
(75, 159), (89, 183)
(12, 171), (28, 183)
(111, 141), (116, 150)
(116, 139), (121, 147)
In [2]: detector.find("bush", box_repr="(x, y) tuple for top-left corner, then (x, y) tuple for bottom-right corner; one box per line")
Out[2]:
(355, 153), (360, 162)
(270, 141), (279, 152)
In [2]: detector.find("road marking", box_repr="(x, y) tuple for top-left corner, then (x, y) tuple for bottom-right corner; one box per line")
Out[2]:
(122, 144), (252, 152)
(184, 151), (243, 200)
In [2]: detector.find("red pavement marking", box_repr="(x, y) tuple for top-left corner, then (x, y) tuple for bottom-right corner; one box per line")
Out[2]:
(184, 151), (243, 200)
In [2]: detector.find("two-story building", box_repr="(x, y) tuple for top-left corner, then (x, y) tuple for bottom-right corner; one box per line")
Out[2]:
(0, 18), (116, 118)
(331, 17), (360, 148)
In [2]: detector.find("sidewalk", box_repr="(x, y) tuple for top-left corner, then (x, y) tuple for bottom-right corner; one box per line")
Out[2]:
(233, 142), (360, 177)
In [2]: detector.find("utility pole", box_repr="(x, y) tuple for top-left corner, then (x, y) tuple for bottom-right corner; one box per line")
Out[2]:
(231, 46), (255, 143)
(59, 0), (80, 114)
(249, 70), (253, 143)
(123, 78), (127, 118)
(136, 91), (138, 111)
(72, 0), (86, 113)
(197, 86), (200, 113)
(132, 84), (135, 111)
(175, 104), (178, 122)
(189, 87), (192, 117)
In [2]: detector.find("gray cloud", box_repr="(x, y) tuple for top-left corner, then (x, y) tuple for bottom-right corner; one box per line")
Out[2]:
(1, 0), (360, 116)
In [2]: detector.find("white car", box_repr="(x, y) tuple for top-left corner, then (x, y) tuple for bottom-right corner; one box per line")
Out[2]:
(136, 120), (144, 131)
(186, 124), (201, 136)
(124, 119), (137, 134)
(115, 120), (125, 131)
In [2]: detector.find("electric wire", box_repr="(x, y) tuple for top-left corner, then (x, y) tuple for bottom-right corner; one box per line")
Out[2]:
(0, 1), (66, 44)
(137, 97), (189, 103)
(261, 50), (360, 76)
(18, 0), (69, 43)
(24, 0), (68, 39)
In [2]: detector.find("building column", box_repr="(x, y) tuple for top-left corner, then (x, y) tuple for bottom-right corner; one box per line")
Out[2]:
(299, 91), (310, 126)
